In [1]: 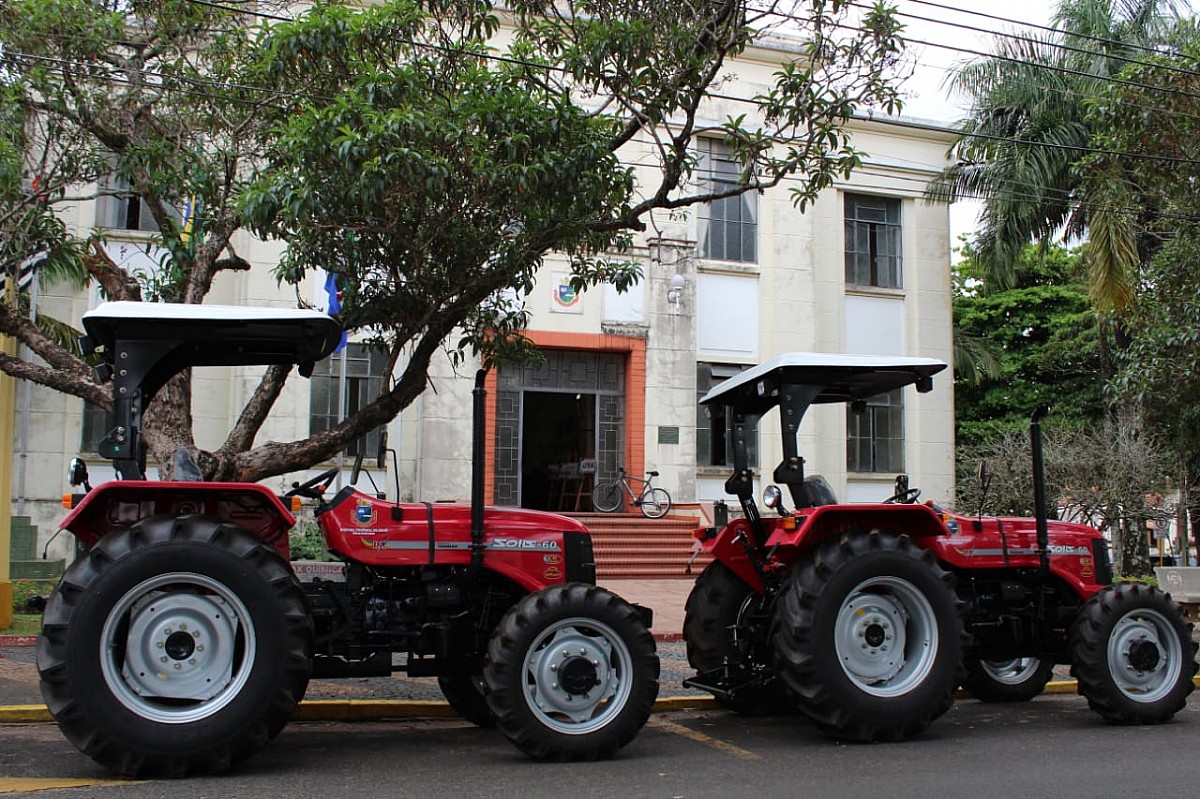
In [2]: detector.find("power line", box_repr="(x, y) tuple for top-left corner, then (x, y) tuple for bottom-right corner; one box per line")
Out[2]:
(899, 0), (1186, 60)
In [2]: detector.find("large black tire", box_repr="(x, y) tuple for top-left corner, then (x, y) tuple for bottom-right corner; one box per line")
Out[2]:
(484, 583), (659, 760)
(1069, 582), (1197, 724)
(37, 515), (313, 778)
(772, 531), (963, 742)
(962, 657), (1054, 703)
(684, 561), (792, 716)
(438, 673), (496, 728)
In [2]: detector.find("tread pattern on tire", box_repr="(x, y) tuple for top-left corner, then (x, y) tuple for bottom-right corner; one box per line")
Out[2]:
(772, 530), (963, 742)
(1069, 581), (1197, 724)
(38, 514), (313, 778)
(484, 582), (659, 761)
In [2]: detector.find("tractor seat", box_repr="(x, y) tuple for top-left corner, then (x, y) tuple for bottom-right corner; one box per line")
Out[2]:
(800, 474), (837, 507)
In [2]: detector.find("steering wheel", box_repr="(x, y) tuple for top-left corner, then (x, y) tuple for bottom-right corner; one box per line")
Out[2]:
(286, 466), (340, 499)
(884, 487), (922, 504)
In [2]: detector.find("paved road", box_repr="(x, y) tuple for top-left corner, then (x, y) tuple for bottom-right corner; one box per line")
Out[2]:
(2, 694), (1197, 798)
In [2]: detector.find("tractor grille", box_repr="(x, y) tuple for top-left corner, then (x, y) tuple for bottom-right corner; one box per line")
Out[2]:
(563, 531), (597, 584)
(1092, 538), (1113, 585)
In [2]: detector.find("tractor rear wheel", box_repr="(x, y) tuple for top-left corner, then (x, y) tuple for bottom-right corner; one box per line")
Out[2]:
(684, 561), (792, 716)
(37, 515), (312, 778)
(962, 657), (1054, 702)
(484, 583), (658, 760)
(1069, 582), (1197, 724)
(772, 530), (962, 742)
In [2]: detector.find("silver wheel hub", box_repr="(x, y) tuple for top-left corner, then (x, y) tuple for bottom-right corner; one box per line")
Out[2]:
(1107, 609), (1180, 702)
(981, 658), (1043, 685)
(100, 572), (255, 724)
(121, 592), (238, 701)
(834, 576), (939, 698)
(522, 617), (632, 734)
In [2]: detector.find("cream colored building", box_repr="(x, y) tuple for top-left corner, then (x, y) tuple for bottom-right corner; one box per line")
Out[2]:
(9, 34), (957, 561)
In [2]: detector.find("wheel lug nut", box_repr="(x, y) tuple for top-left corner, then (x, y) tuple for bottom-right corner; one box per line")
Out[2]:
(550, 664), (558, 671)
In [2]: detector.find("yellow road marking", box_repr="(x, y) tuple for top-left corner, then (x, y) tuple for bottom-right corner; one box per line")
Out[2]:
(648, 716), (762, 761)
(0, 778), (134, 794)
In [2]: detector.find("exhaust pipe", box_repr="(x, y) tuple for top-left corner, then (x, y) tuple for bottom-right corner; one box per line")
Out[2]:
(470, 369), (488, 575)
(1030, 407), (1050, 576)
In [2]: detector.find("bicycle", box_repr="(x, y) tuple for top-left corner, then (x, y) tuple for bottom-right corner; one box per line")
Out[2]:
(591, 467), (672, 519)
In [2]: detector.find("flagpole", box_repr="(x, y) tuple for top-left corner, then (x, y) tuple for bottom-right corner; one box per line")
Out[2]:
(0, 274), (16, 627)
(14, 269), (36, 516)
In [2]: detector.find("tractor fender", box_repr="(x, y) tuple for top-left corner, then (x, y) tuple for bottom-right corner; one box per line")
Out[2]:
(708, 503), (951, 592)
(61, 480), (297, 561)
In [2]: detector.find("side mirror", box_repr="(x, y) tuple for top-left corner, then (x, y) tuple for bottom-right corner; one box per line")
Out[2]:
(68, 458), (90, 489)
(350, 451), (365, 486)
(762, 485), (789, 516)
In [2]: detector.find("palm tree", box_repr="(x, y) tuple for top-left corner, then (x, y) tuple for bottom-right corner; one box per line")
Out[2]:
(927, 0), (1180, 315)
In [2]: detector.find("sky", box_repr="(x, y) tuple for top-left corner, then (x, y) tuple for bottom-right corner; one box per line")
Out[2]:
(887, 0), (1055, 250)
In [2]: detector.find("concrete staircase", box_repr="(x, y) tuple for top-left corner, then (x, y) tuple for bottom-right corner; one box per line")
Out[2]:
(9, 516), (65, 580)
(571, 512), (712, 580)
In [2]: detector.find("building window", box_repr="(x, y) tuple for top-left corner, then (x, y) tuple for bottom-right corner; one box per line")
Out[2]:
(845, 194), (902, 288)
(698, 139), (757, 263)
(847, 389), (904, 473)
(81, 401), (115, 453)
(697, 363), (758, 468)
(95, 170), (181, 232)
(310, 343), (388, 457)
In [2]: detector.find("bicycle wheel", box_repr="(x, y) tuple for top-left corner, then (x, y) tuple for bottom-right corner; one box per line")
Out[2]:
(592, 481), (624, 513)
(640, 487), (671, 519)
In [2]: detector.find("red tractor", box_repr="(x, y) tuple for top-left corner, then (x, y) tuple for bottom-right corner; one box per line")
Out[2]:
(39, 302), (658, 777)
(683, 353), (1197, 740)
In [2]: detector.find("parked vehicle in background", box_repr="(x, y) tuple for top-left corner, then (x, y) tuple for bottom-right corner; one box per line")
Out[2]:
(683, 352), (1197, 740)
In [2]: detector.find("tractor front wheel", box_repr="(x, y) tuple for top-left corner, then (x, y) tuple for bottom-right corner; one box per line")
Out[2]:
(484, 583), (659, 760)
(1069, 582), (1197, 724)
(37, 515), (312, 778)
(962, 657), (1054, 702)
(772, 530), (962, 742)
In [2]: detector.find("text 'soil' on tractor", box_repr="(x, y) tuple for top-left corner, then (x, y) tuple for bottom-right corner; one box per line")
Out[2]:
(39, 302), (659, 777)
(682, 353), (1197, 740)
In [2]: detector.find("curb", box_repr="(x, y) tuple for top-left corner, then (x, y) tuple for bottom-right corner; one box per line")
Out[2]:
(0, 696), (725, 725)
(0, 636), (36, 647)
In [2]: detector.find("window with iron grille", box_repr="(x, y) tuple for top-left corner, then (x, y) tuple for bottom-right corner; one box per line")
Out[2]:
(845, 194), (902, 288)
(310, 343), (388, 457)
(847, 389), (904, 473)
(697, 139), (757, 263)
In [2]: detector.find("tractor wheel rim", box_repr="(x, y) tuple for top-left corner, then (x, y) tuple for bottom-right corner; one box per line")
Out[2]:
(521, 616), (633, 735)
(100, 572), (255, 724)
(980, 658), (1043, 685)
(1106, 608), (1181, 703)
(834, 576), (939, 697)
